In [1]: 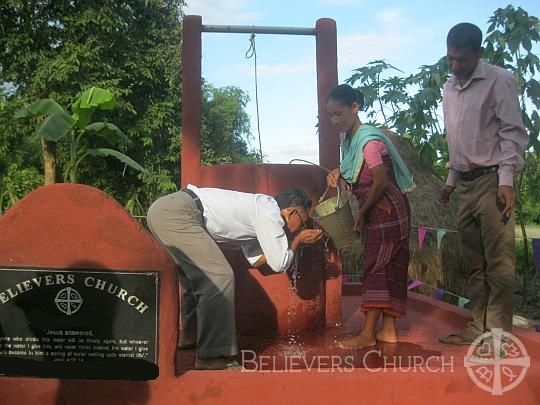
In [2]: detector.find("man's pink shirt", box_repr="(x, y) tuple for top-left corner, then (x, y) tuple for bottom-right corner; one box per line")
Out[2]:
(443, 61), (528, 187)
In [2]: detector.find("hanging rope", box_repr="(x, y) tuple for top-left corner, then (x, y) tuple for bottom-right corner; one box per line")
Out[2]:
(245, 30), (264, 161)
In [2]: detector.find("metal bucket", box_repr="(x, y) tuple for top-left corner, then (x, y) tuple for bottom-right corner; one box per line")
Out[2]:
(313, 187), (360, 249)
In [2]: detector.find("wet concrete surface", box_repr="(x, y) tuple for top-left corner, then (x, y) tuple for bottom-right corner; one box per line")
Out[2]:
(177, 291), (539, 374)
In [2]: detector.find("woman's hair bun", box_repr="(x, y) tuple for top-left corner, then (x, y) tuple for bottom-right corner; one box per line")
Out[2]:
(327, 84), (364, 110)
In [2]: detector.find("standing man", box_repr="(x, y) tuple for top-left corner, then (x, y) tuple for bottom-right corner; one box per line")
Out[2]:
(439, 23), (529, 345)
(147, 186), (323, 369)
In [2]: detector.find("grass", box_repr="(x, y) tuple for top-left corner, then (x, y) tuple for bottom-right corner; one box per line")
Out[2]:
(516, 224), (540, 238)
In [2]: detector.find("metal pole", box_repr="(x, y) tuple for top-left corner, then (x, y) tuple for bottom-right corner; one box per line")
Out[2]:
(202, 24), (316, 36)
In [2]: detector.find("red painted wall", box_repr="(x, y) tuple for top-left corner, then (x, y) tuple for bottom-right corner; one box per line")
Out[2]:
(0, 184), (178, 404)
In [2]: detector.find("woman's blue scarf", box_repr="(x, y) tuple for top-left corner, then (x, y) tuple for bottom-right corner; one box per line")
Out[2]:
(340, 124), (415, 193)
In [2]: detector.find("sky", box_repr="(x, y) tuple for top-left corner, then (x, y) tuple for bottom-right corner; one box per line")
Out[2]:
(183, 0), (540, 164)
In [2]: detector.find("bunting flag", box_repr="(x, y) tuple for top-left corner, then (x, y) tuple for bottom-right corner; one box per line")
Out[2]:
(532, 238), (540, 272)
(407, 280), (424, 290)
(437, 229), (448, 249)
(406, 278), (472, 309)
(418, 226), (428, 249)
(457, 297), (470, 308)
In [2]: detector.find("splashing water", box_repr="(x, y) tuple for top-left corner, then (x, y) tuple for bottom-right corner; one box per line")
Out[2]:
(285, 249), (305, 354)
(290, 250), (300, 293)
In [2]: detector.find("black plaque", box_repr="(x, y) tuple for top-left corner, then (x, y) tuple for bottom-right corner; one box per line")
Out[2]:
(0, 267), (159, 380)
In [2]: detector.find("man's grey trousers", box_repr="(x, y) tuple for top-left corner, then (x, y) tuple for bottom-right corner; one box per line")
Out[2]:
(147, 191), (238, 359)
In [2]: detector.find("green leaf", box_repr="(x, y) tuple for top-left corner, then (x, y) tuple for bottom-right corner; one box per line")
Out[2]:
(30, 112), (76, 142)
(71, 98), (94, 130)
(86, 148), (148, 174)
(419, 142), (436, 169)
(76, 87), (116, 110)
(14, 99), (65, 119)
(526, 79), (540, 108)
(84, 122), (132, 147)
(522, 37), (532, 52)
(72, 87), (116, 129)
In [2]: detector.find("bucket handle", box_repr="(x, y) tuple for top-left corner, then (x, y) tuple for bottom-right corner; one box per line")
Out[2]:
(288, 159), (345, 210)
(288, 158), (331, 173)
(319, 186), (344, 210)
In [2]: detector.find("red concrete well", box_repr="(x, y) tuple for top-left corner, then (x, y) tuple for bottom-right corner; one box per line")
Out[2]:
(195, 163), (342, 336)
(181, 15), (342, 337)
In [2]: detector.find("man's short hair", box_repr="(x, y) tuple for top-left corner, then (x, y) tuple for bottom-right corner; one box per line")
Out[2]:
(274, 189), (312, 210)
(447, 22), (483, 50)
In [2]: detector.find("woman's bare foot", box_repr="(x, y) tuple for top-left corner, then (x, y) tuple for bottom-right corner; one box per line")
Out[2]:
(375, 330), (398, 343)
(338, 335), (376, 350)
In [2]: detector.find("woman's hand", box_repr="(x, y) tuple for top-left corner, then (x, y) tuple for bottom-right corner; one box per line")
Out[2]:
(354, 211), (366, 233)
(326, 168), (341, 188)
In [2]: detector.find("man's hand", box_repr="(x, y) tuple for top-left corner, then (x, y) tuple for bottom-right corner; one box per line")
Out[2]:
(439, 185), (455, 208)
(297, 229), (324, 245)
(326, 168), (341, 188)
(498, 185), (515, 219)
(290, 229), (323, 253)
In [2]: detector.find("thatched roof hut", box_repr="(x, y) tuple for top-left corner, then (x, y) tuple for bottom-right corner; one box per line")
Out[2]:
(341, 129), (468, 303)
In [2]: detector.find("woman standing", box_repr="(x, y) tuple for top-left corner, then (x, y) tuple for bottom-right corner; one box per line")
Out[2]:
(326, 84), (414, 350)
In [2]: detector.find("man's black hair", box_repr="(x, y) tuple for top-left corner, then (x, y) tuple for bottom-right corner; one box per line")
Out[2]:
(274, 189), (312, 210)
(447, 22), (483, 50)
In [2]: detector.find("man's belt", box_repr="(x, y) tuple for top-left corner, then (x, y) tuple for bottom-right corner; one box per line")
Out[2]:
(181, 188), (204, 216)
(457, 165), (499, 181)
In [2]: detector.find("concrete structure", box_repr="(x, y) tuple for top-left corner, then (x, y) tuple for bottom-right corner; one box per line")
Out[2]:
(181, 16), (342, 337)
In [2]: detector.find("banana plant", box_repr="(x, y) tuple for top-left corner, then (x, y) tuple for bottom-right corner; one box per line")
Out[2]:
(15, 87), (147, 184)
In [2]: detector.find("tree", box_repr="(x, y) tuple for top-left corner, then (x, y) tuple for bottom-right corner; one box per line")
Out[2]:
(0, 0), (185, 210)
(1, 1), (260, 214)
(346, 6), (539, 216)
(484, 6), (540, 151)
(15, 87), (147, 183)
(200, 83), (261, 165)
(0, 87), (43, 209)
